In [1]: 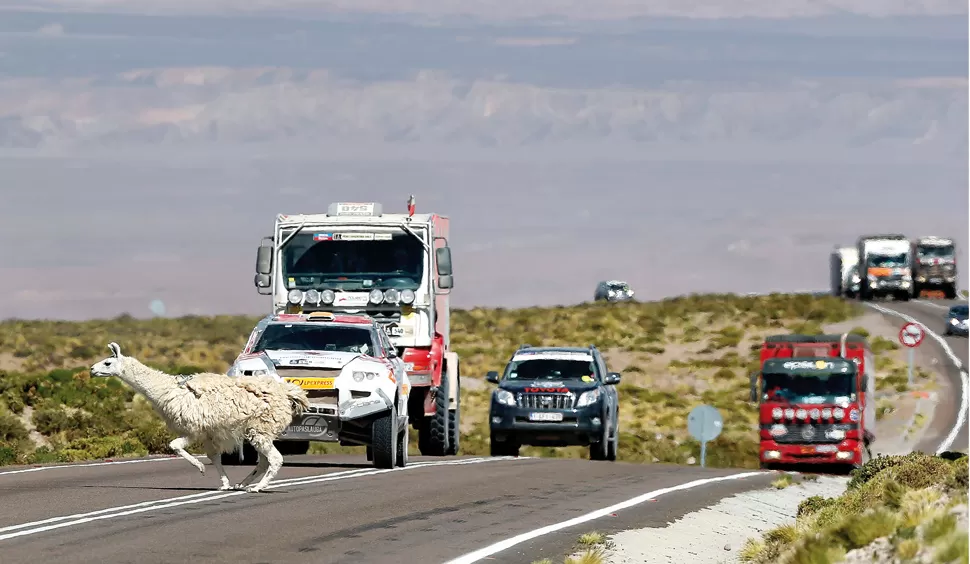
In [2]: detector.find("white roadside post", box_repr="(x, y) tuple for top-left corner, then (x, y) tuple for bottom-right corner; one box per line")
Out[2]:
(898, 321), (925, 388)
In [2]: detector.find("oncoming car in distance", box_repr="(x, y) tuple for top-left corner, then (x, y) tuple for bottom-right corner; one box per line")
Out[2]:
(225, 311), (411, 469)
(486, 345), (621, 460)
(945, 304), (968, 337)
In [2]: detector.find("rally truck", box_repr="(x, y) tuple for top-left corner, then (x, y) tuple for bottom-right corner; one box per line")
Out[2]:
(856, 234), (913, 301)
(223, 311), (411, 469)
(750, 333), (876, 473)
(486, 345), (621, 461)
(829, 246), (860, 298)
(252, 196), (461, 457)
(911, 236), (958, 299)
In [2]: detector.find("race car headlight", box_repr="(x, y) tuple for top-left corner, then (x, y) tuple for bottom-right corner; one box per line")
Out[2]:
(352, 371), (378, 382)
(320, 289), (335, 305)
(304, 289), (321, 305)
(771, 407), (783, 419)
(400, 289), (415, 304)
(833, 407), (845, 419)
(368, 289), (384, 304)
(821, 408), (832, 419)
(783, 408), (795, 419)
(494, 389), (516, 406)
(287, 289), (304, 304)
(576, 388), (602, 408)
(795, 409), (808, 419)
(809, 408), (821, 419)
(383, 288), (401, 304)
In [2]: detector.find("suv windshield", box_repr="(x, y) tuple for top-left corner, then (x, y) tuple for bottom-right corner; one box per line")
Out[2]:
(253, 324), (376, 355)
(281, 230), (424, 291)
(762, 372), (854, 404)
(505, 358), (598, 381)
(950, 305), (969, 319)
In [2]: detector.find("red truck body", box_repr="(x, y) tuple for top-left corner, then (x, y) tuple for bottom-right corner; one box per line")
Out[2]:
(752, 333), (875, 470)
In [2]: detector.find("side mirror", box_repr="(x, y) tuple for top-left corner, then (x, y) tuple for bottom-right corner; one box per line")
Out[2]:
(438, 274), (454, 290)
(486, 371), (499, 384)
(749, 373), (759, 402)
(603, 372), (621, 385)
(387, 347), (398, 358)
(436, 246), (453, 276)
(256, 245), (273, 275)
(859, 376), (868, 392)
(254, 274), (271, 289)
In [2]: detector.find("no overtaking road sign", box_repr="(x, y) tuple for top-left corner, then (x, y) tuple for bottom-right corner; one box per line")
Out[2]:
(898, 322), (925, 348)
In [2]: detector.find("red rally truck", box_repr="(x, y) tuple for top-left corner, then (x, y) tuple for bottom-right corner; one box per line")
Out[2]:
(749, 333), (876, 472)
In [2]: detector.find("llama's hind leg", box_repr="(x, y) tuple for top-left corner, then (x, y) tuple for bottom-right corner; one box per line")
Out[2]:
(169, 436), (205, 474)
(245, 435), (284, 493)
(202, 440), (232, 491)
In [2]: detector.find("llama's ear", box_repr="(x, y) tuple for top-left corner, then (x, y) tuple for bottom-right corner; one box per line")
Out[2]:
(108, 342), (122, 358)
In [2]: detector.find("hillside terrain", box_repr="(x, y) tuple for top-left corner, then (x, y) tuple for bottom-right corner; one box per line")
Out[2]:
(0, 293), (930, 467)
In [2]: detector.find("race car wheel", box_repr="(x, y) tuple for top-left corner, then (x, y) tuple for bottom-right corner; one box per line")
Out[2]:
(221, 441), (257, 466)
(489, 435), (519, 457)
(606, 425), (618, 462)
(371, 405), (398, 470)
(396, 420), (409, 467)
(420, 371), (451, 456)
(589, 426), (609, 461)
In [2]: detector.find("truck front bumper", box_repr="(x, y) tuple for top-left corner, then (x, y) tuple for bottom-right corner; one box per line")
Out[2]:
(760, 439), (864, 466)
(489, 402), (604, 446)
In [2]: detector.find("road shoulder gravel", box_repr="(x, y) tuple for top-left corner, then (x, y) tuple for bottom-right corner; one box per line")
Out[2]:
(603, 475), (849, 564)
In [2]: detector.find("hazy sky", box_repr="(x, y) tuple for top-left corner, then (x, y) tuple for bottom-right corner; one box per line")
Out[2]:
(0, 3), (966, 320)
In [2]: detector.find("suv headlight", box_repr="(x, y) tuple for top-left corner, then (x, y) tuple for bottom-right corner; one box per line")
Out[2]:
(250, 369), (269, 377)
(576, 388), (602, 408)
(353, 371), (378, 382)
(227, 365), (240, 377)
(494, 389), (516, 406)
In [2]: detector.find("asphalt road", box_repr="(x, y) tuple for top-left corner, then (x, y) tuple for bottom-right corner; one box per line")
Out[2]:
(0, 454), (774, 564)
(864, 297), (968, 455)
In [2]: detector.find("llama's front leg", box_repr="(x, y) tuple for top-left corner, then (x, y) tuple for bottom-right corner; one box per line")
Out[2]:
(169, 436), (205, 474)
(202, 441), (232, 491)
(245, 435), (284, 493)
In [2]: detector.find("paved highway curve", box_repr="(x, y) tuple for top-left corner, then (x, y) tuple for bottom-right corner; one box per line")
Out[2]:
(865, 298), (968, 455)
(0, 454), (775, 564)
(0, 296), (963, 564)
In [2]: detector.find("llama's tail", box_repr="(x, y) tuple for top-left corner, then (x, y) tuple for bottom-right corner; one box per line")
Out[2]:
(283, 381), (311, 416)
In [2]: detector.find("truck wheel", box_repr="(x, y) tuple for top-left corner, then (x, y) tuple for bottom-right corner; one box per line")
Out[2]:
(897, 291), (911, 302)
(221, 441), (257, 466)
(419, 370), (451, 456)
(396, 419), (409, 468)
(371, 405), (398, 470)
(366, 446), (373, 461)
(489, 435), (519, 457)
(445, 375), (461, 456)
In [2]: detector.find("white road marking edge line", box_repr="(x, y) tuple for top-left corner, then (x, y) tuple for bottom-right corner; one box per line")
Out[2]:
(0, 456), (526, 541)
(864, 303), (968, 454)
(443, 470), (767, 564)
(0, 456), (183, 477)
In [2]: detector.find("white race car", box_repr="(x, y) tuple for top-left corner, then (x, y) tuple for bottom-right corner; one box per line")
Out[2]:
(224, 311), (411, 469)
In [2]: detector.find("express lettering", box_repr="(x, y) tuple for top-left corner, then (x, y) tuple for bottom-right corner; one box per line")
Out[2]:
(524, 387), (571, 393)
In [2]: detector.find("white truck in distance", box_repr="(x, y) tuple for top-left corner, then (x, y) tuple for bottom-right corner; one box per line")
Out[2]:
(856, 234), (912, 301)
(830, 246), (860, 298)
(253, 198), (461, 457)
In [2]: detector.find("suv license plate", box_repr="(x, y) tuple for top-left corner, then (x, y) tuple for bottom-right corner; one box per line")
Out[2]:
(529, 412), (563, 422)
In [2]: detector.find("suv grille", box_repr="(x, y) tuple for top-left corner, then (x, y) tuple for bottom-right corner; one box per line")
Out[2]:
(516, 393), (575, 410)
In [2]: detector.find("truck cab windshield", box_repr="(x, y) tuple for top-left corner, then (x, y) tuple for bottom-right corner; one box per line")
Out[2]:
(869, 253), (907, 268)
(281, 231), (424, 291)
(762, 372), (854, 404)
(505, 359), (598, 381)
(253, 324), (376, 355)
(918, 245), (955, 260)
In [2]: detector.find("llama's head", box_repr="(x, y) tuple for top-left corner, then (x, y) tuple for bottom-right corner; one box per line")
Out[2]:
(90, 342), (128, 377)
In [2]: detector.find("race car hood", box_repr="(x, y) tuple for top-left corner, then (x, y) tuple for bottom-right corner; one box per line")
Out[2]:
(231, 349), (366, 373)
(498, 380), (600, 394)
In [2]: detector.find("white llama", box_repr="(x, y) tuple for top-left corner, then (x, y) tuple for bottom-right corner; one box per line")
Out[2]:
(89, 342), (310, 493)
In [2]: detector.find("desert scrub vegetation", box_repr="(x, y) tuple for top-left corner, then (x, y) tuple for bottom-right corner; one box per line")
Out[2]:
(740, 452), (969, 564)
(0, 293), (868, 466)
